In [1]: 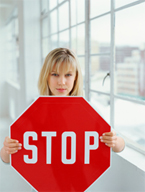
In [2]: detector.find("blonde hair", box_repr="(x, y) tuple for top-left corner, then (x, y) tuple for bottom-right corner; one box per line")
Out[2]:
(38, 48), (83, 96)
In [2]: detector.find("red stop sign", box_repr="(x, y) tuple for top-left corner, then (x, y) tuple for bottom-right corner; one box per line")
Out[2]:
(10, 97), (111, 192)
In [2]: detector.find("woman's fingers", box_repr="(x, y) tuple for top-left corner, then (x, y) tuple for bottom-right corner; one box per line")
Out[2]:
(4, 147), (18, 154)
(100, 131), (117, 148)
(102, 131), (116, 137)
(100, 135), (117, 141)
(4, 145), (22, 154)
(3, 136), (22, 154)
(4, 136), (17, 145)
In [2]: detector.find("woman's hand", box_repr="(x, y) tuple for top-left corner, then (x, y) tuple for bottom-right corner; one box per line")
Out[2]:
(100, 131), (117, 148)
(100, 131), (125, 152)
(0, 136), (22, 163)
(3, 136), (22, 154)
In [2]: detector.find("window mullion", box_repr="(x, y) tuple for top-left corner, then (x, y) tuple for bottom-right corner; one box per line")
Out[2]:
(110, 0), (115, 128)
(68, 0), (71, 48)
(85, 0), (90, 101)
(57, 0), (59, 47)
(48, 1), (51, 51)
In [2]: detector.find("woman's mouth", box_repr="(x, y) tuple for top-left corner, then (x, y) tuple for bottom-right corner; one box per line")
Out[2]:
(57, 88), (66, 92)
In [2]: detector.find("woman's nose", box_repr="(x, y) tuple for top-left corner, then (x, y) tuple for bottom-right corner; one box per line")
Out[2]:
(58, 76), (65, 85)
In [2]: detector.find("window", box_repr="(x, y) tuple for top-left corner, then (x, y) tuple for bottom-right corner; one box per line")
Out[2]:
(40, 0), (145, 154)
(6, 8), (19, 85)
(114, 1), (145, 152)
(58, 2), (69, 31)
(40, 0), (85, 76)
(90, 1), (111, 124)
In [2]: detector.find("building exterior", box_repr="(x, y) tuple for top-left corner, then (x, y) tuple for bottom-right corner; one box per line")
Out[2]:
(116, 47), (145, 99)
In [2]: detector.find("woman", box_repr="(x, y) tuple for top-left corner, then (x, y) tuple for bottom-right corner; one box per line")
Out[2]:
(0, 48), (125, 164)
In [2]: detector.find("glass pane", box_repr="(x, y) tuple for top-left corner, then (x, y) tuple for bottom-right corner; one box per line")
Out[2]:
(91, 15), (110, 54)
(49, 0), (57, 10)
(41, 0), (48, 13)
(91, 56), (110, 93)
(5, 16), (19, 83)
(59, 2), (69, 31)
(71, 27), (77, 53)
(77, 24), (85, 55)
(115, 99), (145, 151)
(51, 34), (58, 50)
(116, 3), (145, 46)
(59, 30), (69, 48)
(78, 56), (85, 83)
(115, 0), (137, 8)
(90, 0), (110, 18)
(42, 17), (48, 37)
(7, 22), (13, 41)
(77, 0), (85, 23)
(14, 18), (18, 36)
(90, 92), (110, 124)
(71, 0), (77, 26)
(42, 38), (50, 59)
(115, 3), (145, 100)
(6, 41), (14, 51)
(7, 51), (18, 82)
(58, 0), (64, 3)
(50, 10), (57, 34)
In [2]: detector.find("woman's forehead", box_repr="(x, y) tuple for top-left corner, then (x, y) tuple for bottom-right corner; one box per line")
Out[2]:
(51, 62), (76, 72)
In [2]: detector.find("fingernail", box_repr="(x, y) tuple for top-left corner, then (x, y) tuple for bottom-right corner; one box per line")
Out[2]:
(18, 147), (21, 150)
(105, 143), (108, 145)
(101, 139), (103, 142)
(19, 143), (22, 146)
(103, 133), (105, 136)
(100, 136), (102, 139)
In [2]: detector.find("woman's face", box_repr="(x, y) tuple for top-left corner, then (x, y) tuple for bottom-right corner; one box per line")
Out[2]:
(48, 64), (76, 96)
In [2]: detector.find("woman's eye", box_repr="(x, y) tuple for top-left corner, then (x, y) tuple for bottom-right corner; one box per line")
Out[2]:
(66, 74), (72, 77)
(52, 73), (58, 76)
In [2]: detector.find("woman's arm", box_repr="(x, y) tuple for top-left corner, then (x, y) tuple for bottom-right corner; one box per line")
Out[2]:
(100, 131), (125, 152)
(0, 136), (22, 163)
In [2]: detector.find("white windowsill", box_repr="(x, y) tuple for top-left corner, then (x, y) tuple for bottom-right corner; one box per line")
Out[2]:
(6, 79), (20, 90)
(117, 145), (145, 173)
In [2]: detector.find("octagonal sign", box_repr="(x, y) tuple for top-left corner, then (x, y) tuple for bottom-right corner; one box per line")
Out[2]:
(10, 97), (111, 192)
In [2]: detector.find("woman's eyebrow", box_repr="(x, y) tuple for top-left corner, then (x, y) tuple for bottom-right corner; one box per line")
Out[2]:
(51, 70), (74, 73)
